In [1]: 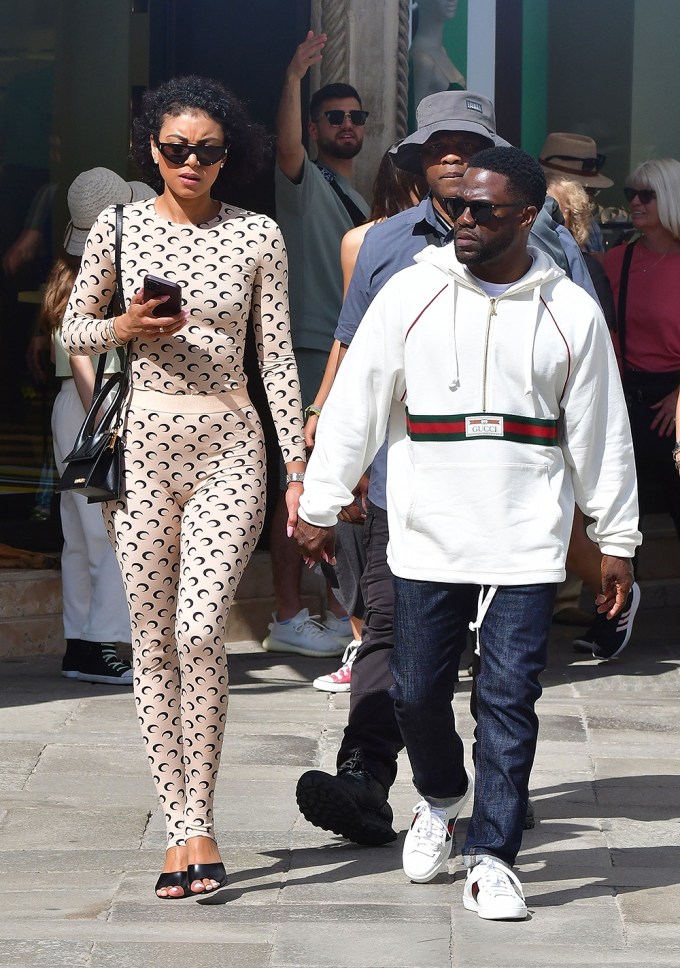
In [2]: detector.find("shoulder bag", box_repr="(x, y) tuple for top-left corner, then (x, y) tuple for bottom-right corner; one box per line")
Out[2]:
(56, 204), (130, 503)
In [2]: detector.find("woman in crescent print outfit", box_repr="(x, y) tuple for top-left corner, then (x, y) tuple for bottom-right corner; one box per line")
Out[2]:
(61, 76), (306, 899)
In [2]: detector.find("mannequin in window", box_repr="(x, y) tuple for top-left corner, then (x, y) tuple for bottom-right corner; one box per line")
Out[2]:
(410, 0), (466, 107)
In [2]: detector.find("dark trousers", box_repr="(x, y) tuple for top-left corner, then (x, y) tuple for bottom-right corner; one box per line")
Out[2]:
(623, 370), (680, 539)
(391, 579), (555, 867)
(336, 501), (402, 791)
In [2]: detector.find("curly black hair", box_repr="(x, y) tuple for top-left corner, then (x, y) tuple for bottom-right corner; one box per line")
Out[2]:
(467, 146), (547, 211)
(131, 75), (272, 194)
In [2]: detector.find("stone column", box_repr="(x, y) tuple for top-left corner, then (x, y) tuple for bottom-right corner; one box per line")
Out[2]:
(310, 0), (409, 201)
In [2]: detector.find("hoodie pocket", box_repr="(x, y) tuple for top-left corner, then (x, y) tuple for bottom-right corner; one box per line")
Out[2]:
(404, 461), (563, 570)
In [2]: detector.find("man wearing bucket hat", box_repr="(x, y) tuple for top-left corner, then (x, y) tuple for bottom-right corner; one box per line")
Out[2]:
(539, 132), (613, 253)
(296, 90), (603, 847)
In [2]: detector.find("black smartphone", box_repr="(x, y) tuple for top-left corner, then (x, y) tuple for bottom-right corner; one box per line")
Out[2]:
(143, 274), (183, 317)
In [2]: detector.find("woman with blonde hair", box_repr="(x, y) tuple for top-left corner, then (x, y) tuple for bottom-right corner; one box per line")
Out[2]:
(604, 158), (680, 542)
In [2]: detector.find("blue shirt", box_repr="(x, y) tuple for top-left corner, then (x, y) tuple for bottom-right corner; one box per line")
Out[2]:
(336, 198), (447, 509)
(335, 195), (600, 510)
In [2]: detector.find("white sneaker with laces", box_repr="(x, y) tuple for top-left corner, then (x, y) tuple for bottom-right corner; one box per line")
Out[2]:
(321, 612), (354, 647)
(312, 640), (360, 693)
(262, 609), (345, 658)
(402, 768), (473, 883)
(463, 856), (527, 920)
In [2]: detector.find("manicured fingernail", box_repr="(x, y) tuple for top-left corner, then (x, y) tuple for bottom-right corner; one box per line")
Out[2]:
(286, 526), (294, 537)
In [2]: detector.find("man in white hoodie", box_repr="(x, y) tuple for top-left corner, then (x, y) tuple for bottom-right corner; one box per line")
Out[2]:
(293, 147), (640, 920)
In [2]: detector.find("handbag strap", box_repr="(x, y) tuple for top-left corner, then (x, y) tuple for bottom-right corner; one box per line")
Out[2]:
(314, 161), (367, 228)
(93, 204), (129, 398)
(615, 238), (637, 371)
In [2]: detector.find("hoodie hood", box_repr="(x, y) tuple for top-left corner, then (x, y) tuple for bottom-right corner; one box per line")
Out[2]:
(414, 243), (565, 290)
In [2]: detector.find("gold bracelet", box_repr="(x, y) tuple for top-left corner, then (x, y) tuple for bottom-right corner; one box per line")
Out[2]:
(304, 404), (322, 421)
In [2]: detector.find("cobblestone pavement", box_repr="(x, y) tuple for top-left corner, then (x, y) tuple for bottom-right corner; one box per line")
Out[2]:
(0, 604), (678, 967)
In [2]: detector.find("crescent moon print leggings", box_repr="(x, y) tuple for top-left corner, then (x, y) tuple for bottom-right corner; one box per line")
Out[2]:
(104, 388), (266, 847)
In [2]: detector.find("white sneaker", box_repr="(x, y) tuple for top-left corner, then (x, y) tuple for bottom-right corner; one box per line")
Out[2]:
(321, 612), (354, 647)
(402, 769), (473, 883)
(262, 609), (345, 658)
(312, 640), (360, 693)
(463, 856), (527, 920)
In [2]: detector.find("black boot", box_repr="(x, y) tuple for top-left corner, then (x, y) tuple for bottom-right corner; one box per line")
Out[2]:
(296, 751), (397, 846)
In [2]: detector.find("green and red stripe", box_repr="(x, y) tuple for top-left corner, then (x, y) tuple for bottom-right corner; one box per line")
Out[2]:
(406, 411), (559, 445)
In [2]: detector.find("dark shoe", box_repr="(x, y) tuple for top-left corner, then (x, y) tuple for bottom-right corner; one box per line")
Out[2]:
(296, 761), (397, 846)
(572, 583), (641, 660)
(61, 638), (85, 679)
(76, 643), (133, 685)
(187, 862), (228, 894)
(155, 870), (189, 899)
(523, 798), (535, 830)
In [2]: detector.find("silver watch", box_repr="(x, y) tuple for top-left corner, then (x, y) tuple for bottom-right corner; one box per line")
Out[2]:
(286, 472), (305, 485)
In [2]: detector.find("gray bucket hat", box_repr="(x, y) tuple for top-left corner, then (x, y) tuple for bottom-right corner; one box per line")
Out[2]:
(64, 168), (157, 256)
(390, 90), (507, 175)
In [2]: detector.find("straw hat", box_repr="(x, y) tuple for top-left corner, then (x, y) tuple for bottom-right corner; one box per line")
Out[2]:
(64, 168), (157, 256)
(538, 133), (613, 189)
(390, 91), (509, 174)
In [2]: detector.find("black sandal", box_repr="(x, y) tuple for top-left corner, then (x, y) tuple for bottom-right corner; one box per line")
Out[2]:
(187, 862), (228, 894)
(155, 870), (189, 899)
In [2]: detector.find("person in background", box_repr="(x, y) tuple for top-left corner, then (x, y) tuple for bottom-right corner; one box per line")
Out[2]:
(41, 168), (156, 684)
(544, 172), (641, 658)
(265, 30), (370, 660)
(604, 159), (680, 549)
(308, 148), (427, 694)
(61, 76), (306, 900)
(538, 132), (613, 255)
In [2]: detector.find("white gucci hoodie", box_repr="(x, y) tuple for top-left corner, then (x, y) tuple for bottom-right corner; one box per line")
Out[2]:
(299, 245), (640, 585)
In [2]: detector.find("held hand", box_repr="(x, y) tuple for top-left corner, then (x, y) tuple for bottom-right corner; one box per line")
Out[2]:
(595, 554), (634, 619)
(115, 289), (187, 342)
(292, 518), (336, 565)
(284, 482), (302, 536)
(649, 386), (679, 437)
(338, 475), (369, 523)
(287, 30), (327, 82)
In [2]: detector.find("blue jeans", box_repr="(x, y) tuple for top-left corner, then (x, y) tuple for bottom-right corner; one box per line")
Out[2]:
(390, 579), (556, 867)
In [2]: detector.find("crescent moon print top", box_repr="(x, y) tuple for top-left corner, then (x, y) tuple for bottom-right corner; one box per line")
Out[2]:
(61, 199), (305, 464)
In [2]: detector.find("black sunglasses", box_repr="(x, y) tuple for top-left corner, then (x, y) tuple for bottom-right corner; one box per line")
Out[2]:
(623, 187), (657, 204)
(543, 153), (606, 174)
(445, 197), (524, 225)
(317, 109), (369, 126)
(155, 141), (228, 166)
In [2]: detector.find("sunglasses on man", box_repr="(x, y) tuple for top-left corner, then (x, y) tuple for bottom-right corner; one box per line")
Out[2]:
(316, 109), (369, 126)
(623, 187), (657, 204)
(444, 197), (524, 225)
(155, 140), (228, 166)
(542, 153), (606, 174)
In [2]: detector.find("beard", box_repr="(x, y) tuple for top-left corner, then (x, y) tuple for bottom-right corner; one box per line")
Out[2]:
(317, 133), (363, 160)
(454, 229), (513, 267)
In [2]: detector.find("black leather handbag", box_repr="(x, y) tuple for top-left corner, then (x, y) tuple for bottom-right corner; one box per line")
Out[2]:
(56, 204), (129, 504)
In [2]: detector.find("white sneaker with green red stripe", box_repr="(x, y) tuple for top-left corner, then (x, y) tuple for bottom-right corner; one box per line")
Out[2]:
(402, 768), (473, 883)
(463, 856), (527, 920)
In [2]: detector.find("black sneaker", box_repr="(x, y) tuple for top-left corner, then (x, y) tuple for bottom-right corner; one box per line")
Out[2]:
(61, 638), (84, 679)
(296, 758), (397, 846)
(76, 644), (133, 685)
(572, 583), (641, 660)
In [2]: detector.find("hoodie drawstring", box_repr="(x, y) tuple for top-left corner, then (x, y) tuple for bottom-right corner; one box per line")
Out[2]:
(524, 286), (542, 396)
(448, 281), (461, 391)
(469, 584), (498, 657)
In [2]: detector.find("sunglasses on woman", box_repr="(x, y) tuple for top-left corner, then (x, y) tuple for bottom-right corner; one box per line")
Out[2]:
(444, 197), (524, 225)
(155, 140), (228, 166)
(623, 187), (657, 204)
(317, 110), (369, 126)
